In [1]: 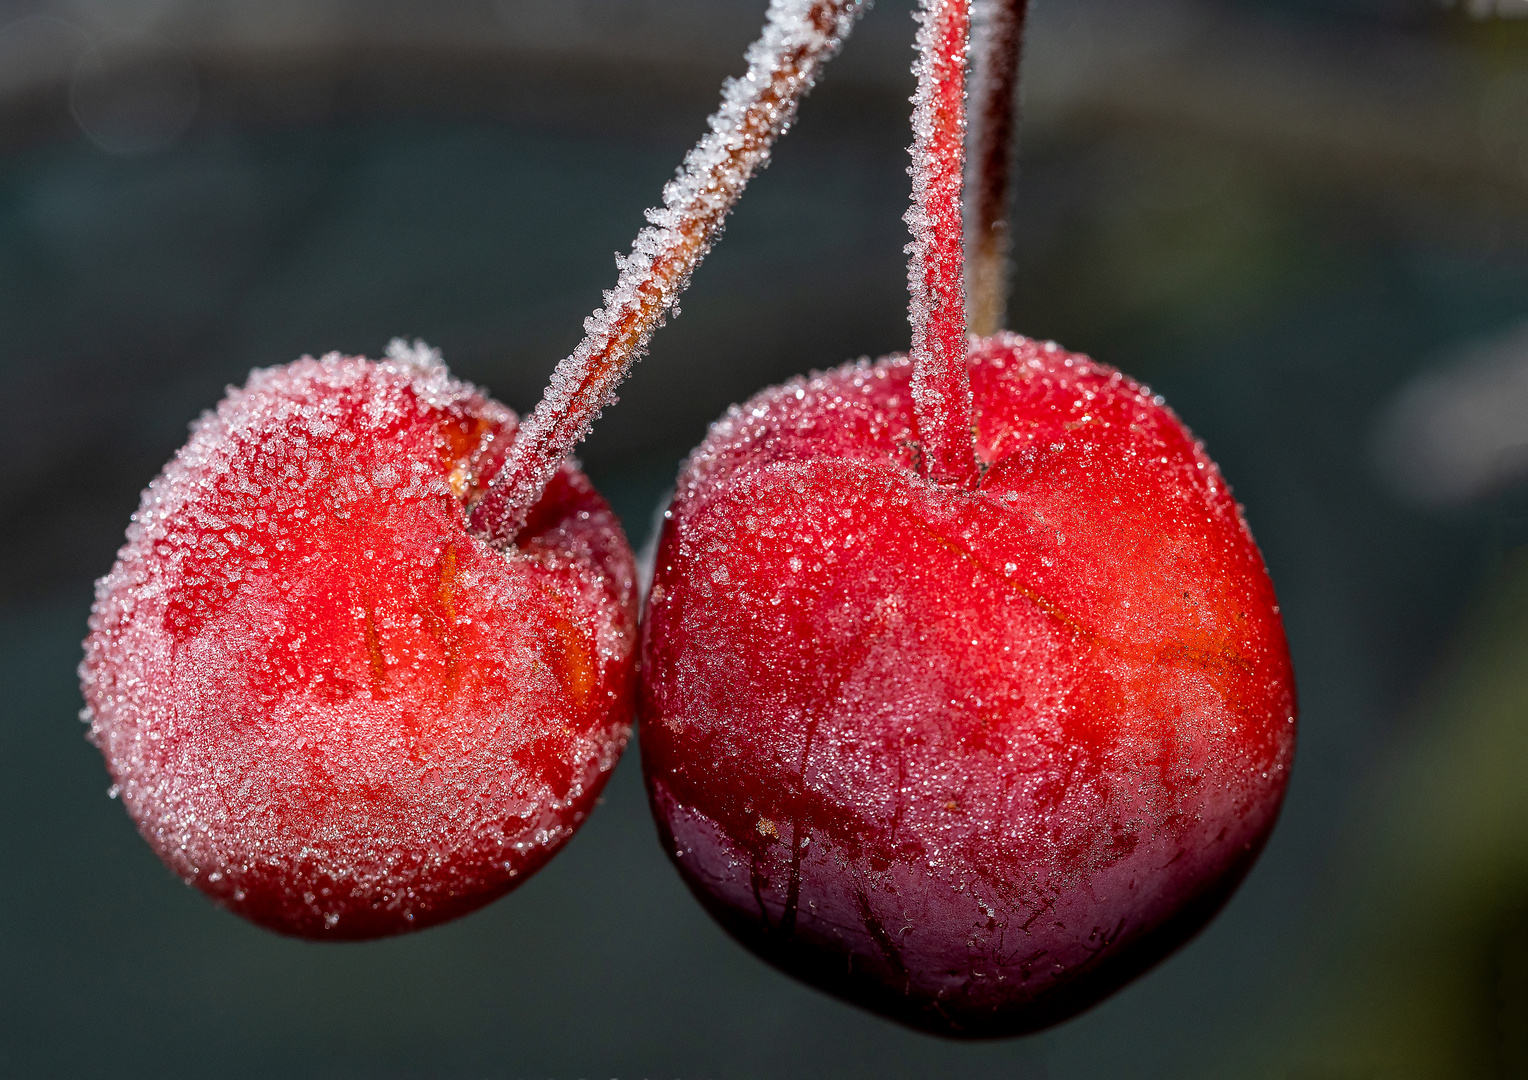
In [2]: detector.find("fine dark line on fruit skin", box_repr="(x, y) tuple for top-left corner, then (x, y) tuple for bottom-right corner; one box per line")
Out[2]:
(1081, 918), (1127, 964)
(662, 790), (1276, 1038)
(780, 712), (821, 939)
(1014, 948), (1048, 982)
(1018, 895), (1056, 935)
(781, 817), (807, 939)
(751, 852), (773, 931)
(855, 883), (910, 987)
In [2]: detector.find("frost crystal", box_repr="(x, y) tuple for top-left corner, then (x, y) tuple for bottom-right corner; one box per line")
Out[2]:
(472, 0), (870, 545)
(905, 0), (979, 487)
(80, 350), (639, 936)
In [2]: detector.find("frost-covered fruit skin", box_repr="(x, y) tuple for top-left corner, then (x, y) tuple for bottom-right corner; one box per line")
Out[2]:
(639, 334), (1295, 1036)
(81, 348), (637, 939)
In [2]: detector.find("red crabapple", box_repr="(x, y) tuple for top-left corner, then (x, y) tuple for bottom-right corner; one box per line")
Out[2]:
(81, 346), (637, 937)
(639, 336), (1295, 1034)
(79, 0), (869, 938)
(637, 0), (1295, 1034)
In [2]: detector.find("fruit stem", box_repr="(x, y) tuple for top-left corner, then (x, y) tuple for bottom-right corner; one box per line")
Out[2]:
(907, 0), (980, 489)
(965, 0), (1029, 338)
(471, 0), (869, 547)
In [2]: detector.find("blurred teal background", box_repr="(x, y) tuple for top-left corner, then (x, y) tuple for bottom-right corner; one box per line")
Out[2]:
(3, 0), (1528, 1076)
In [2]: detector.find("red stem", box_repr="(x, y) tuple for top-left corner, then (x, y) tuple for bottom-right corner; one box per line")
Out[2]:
(965, 0), (1029, 338)
(907, 0), (979, 489)
(470, 0), (869, 547)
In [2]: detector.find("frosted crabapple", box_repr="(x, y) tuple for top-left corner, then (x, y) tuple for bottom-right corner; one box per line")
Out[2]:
(638, 0), (1297, 1035)
(640, 339), (1296, 1035)
(82, 345), (636, 938)
(80, 0), (871, 939)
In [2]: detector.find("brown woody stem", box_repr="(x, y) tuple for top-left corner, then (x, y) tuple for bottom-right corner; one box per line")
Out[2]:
(965, 0), (1029, 338)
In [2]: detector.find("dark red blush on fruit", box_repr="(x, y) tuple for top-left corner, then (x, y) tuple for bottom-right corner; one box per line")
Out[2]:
(639, 335), (1295, 1035)
(81, 346), (638, 938)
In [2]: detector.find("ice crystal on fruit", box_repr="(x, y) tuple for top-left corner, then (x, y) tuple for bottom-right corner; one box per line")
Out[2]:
(82, 351), (637, 937)
(641, 336), (1295, 1035)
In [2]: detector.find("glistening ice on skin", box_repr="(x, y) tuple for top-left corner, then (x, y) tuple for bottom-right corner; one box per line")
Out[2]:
(638, 0), (1295, 1036)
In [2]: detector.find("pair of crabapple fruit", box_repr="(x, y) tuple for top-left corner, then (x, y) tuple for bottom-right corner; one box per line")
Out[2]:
(79, 0), (1294, 1039)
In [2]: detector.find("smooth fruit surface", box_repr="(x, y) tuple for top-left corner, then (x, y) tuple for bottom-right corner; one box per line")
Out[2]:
(639, 334), (1295, 1035)
(81, 345), (638, 938)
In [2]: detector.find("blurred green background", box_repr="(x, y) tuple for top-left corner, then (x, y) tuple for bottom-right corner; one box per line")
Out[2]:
(3, 0), (1528, 1076)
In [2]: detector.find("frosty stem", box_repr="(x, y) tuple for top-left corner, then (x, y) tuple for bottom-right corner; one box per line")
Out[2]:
(965, 0), (1029, 338)
(907, 0), (980, 489)
(471, 0), (868, 547)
